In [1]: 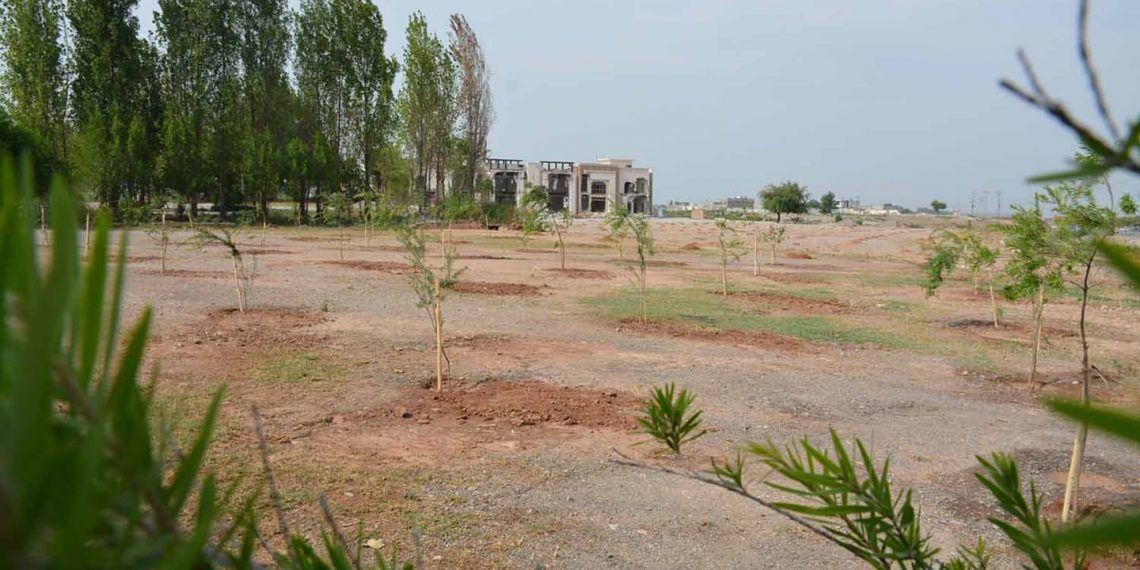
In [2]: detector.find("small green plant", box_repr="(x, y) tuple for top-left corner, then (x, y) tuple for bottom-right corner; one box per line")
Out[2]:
(399, 226), (463, 392)
(323, 192), (353, 261)
(758, 223), (786, 269)
(715, 218), (745, 296)
(637, 383), (706, 454)
(604, 202), (632, 259)
(517, 184), (547, 248)
(920, 228), (1001, 326)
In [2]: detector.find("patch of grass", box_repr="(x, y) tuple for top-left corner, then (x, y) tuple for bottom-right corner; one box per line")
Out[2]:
(584, 288), (913, 348)
(254, 351), (345, 384)
(878, 300), (914, 312)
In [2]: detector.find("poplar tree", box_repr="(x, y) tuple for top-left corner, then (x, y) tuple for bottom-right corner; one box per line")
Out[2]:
(0, 0), (70, 168)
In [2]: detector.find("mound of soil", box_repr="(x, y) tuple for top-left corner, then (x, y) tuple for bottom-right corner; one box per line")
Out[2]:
(453, 281), (546, 297)
(244, 248), (298, 255)
(546, 268), (614, 280)
(680, 242), (702, 251)
(785, 251), (814, 260)
(945, 318), (1075, 338)
(393, 380), (638, 430)
(733, 291), (851, 313)
(140, 269), (230, 279)
(516, 248), (556, 254)
(462, 254), (513, 260)
(162, 307), (327, 350)
(616, 319), (816, 353)
(321, 260), (411, 274)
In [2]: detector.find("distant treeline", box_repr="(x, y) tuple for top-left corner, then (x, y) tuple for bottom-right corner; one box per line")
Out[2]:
(0, 0), (493, 223)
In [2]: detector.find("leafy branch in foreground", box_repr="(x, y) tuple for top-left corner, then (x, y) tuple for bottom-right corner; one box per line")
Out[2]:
(0, 154), (414, 568)
(636, 384), (706, 454)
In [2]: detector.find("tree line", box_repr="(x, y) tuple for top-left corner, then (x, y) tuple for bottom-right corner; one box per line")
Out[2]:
(0, 0), (493, 222)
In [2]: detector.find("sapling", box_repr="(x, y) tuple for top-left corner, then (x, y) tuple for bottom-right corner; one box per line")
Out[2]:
(604, 203), (632, 259)
(627, 214), (654, 323)
(1003, 199), (1064, 386)
(195, 228), (252, 312)
(921, 228), (1002, 327)
(757, 223), (786, 270)
(145, 208), (172, 275)
(715, 218), (745, 296)
(1036, 181), (1115, 523)
(323, 192), (352, 260)
(399, 226), (464, 392)
(517, 184), (547, 249)
(547, 209), (573, 270)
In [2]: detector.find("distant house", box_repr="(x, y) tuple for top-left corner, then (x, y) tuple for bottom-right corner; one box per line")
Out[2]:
(482, 157), (653, 215)
(726, 196), (755, 210)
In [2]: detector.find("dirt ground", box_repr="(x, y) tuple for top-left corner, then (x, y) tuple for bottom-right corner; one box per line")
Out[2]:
(119, 217), (1140, 569)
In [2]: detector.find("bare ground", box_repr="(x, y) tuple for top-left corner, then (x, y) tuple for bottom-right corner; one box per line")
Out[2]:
(120, 219), (1140, 569)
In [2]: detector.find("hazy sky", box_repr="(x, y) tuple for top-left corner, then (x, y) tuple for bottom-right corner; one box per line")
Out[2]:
(137, 0), (1140, 211)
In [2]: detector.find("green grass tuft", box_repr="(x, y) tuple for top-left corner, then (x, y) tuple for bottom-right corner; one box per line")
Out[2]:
(254, 351), (345, 384)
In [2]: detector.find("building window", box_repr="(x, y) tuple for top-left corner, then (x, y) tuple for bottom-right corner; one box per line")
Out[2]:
(591, 181), (606, 195)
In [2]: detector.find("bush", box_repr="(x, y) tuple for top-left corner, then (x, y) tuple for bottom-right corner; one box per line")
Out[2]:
(637, 384), (706, 454)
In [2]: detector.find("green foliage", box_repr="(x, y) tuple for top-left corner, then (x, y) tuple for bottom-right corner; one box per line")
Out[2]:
(920, 229), (997, 298)
(637, 384), (706, 454)
(1002, 199), (1061, 302)
(715, 218), (745, 295)
(516, 184), (547, 246)
(437, 192), (482, 221)
(397, 226), (462, 308)
(627, 214), (654, 323)
(0, 155), (412, 568)
(604, 202), (632, 257)
(1120, 193), (1137, 216)
(930, 200), (947, 213)
(819, 191), (837, 214)
(758, 181), (809, 223)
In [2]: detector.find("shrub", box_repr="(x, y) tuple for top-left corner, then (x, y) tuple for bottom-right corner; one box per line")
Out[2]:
(637, 384), (706, 454)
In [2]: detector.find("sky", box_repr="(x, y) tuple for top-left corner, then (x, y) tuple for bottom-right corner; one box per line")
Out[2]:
(135, 0), (1140, 212)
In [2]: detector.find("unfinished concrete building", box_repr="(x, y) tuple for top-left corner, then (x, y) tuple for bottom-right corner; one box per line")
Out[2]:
(485, 158), (525, 205)
(524, 161), (575, 211)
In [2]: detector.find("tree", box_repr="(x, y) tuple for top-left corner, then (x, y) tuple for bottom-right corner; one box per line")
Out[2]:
(547, 208), (572, 270)
(1002, 198), (1063, 387)
(1121, 193), (1137, 216)
(68, 0), (152, 210)
(931, 199), (947, 213)
(195, 227), (254, 312)
(818, 191), (837, 214)
(1037, 182), (1115, 524)
(759, 224), (786, 268)
(921, 228), (1002, 327)
(399, 226), (463, 392)
(517, 183), (546, 248)
(449, 14), (493, 197)
(398, 12), (455, 208)
(1, 0), (70, 169)
(714, 218), (745, 296)
(758, 181), (808, 223)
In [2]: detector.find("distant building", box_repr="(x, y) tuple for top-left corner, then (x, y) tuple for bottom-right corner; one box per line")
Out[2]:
(726, 196), (755, 210)
(482, 157), (653, 216)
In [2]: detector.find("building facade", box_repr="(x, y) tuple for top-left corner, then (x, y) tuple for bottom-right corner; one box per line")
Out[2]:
(483, 157), (652, 215)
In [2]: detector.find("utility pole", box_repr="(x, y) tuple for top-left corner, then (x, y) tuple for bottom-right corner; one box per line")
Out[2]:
(995, 191), (1002, 219)
(970, 191), (977, 217)
(980, 190), (991, 218)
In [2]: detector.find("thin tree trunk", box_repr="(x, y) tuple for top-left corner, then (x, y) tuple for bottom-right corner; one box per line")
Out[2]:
(84, 212), (91, 258)
(1029, 281), (1045, 387)
(988, 271), (999, 328)
(721, 255), (729, 297)
(753, 235), (760, 276)
(231, 254), (245, 313)
(433, 279), (444, 392)
(639, 268), (647, 324)
(770, 244), (777, 266)
(1061, 262), (1095, 523)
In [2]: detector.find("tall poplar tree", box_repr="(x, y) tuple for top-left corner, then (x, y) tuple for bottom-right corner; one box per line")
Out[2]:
(398, 12), (455, 207)
(1, 0), (70, 168)
(449, 14), (493, 196)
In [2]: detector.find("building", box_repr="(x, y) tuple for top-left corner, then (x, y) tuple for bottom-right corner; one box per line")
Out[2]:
(483, 156), (653, 216)
(725, 196), (755, 210)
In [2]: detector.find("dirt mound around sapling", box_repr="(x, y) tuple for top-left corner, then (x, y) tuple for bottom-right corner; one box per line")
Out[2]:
(733, 291), (852, 313)
(680, 242), (702, 251)
(945, 318), (1075, 338)
(452, 281), (547, 297)
(546, 268), (614, 280)
(321, 260), (411, 274)
(395, 380), (638, 430)
(140, 269), (230, 279)
(160, 307), (327, 350)
(785, 250), (814, 260)
(615, 319), (817, 353)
